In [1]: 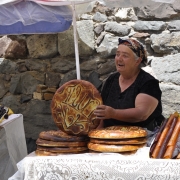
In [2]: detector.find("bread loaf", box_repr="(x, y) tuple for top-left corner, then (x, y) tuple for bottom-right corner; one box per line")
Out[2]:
(36, 138), (88, 147)
(88, 142), (145, 153)
(88, 126), (147, 139)
(39, 130), (88, 142)
(90, 137), (147, 145)
(37, 145), (88, 153)
(51, 80), (102, 135)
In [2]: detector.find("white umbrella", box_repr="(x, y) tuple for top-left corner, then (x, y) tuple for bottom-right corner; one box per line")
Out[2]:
(0, 0), (176, 80)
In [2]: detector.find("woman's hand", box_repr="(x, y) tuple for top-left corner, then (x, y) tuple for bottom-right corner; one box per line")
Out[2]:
(94, 105), (115, 120)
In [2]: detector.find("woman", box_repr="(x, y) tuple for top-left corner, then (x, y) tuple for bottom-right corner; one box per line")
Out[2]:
(94, 38), (165, 131)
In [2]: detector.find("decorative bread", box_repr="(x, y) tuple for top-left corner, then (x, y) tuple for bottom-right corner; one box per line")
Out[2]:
(39, 130), (89, 142)
(88, 142), (145, 153)
(90, 137), (147, 145)
(36, 138), (88, 147)
(37, 145), (88, 153)
(51, 80), (102, 135)
(88, 126), (147, 139)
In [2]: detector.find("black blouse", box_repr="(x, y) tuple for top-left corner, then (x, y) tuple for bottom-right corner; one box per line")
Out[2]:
(101, 69), (164, 131)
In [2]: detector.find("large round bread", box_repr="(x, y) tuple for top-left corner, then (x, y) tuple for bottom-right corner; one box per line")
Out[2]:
(36, 138), (88, 147)
(88, 126), (147, 139)
(51, 80), (102, 135)
(37, 145), (88, 153)
(88, 142), (145, 153)
(39, 130), (88, 142)
(90, 137), (147, 145)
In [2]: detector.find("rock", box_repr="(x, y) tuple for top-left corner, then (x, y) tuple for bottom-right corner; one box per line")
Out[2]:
(9, 71), (44, 94)
(26, 34), (58, 59)
(105, 22), (131, 35)
(5, 39), (28, 59)
(0, 36), (12, 57)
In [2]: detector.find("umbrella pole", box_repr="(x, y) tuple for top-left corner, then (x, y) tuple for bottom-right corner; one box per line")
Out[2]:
(72, 2), (81, 80)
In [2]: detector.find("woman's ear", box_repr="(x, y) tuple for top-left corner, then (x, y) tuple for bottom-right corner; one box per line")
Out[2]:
(136, 57), (142, 66)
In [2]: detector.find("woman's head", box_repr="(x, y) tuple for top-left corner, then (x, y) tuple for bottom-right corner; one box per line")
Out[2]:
(118, 38), (147, 64)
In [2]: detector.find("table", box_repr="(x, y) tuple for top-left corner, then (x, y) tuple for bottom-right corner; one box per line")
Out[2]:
(0, 114), (27, 180)
(9, 147), (180, 180)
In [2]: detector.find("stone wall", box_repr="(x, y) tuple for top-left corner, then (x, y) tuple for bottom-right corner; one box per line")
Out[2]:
(1, 1), (180, 142)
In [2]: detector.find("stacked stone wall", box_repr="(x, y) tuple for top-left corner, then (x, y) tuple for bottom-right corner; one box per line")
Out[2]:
(0, 1), (180, 142)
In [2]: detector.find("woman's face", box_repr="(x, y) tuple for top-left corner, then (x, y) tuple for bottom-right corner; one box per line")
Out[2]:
(115, 44), (140, 74)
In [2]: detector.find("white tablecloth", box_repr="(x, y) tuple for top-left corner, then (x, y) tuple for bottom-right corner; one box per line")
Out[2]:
(9, 147), (180, 180)
(0, 114), (27, 180)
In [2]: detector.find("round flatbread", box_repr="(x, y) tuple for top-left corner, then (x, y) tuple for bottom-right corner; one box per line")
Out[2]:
(90, 137), (147, 145)
(88, 126), (147, 139)
(39, 130), (89, 142)
(37, 145), (88, 153)
(36, 138), (88, 147)
(35, 149), (87, 156)
(88, 149), (137, 155)
(35, 149), (60, 156)
(51, 80), (102, 135)
(88, 142), (145, 153)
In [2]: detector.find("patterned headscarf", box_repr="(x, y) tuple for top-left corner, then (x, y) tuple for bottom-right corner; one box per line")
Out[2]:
(118, 38), (147, 64)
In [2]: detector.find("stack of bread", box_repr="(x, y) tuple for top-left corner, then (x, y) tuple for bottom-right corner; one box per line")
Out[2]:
(35, 130), (89, 156)
(150, 111), (180, 159)
(88, 125), (147, 154)
(35, 79), (103, 156)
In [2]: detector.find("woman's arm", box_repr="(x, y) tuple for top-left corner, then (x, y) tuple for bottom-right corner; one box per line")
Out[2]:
(94, 93), (158, 123)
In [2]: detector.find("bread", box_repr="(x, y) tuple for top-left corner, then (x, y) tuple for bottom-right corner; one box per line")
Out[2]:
(90, 137), (147, 145)
(39, 130), (88, 142)
(36, 138), (88, 147)
(88, 142), (145, 153)
(35, 149), (60, 156)
(37, 145), (88, 153)
(51, 80), (102, 135)
(88, 126), (147, 139)
(88, 149), (137, 155)
(35, 149), (87, 156)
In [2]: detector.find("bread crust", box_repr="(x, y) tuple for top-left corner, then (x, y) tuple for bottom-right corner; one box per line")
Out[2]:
(35, 149), (60, 156)
(88, 126), (147, 139)
(51, 80), (102, 135)
(37, 145), (88, 153)
(36, 138), (88, 147)
(90, 137), (147, 145)
(39, 130), (88, 142)
(88, 142), (145, 152)
(88, 149), (137, 155)
(35, 149), (88, 156)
